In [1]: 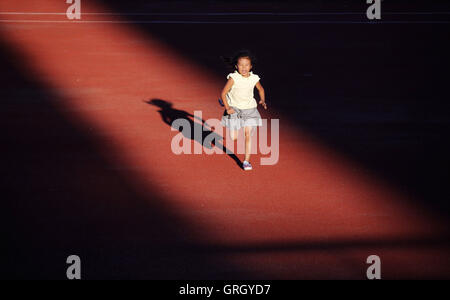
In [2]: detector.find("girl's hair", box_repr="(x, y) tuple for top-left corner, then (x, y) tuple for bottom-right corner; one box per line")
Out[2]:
(220, 49), (257, 72)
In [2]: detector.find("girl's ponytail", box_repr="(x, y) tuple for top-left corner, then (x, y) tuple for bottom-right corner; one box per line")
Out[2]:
(220, 55), (235, 72)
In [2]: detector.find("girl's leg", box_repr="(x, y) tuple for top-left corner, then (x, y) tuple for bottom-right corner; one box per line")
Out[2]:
(244, 126), (252, 162)
(230, 129), (239, 141)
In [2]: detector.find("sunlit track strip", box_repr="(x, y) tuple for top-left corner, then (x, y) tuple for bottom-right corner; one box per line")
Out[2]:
(2, 20), (450, 24)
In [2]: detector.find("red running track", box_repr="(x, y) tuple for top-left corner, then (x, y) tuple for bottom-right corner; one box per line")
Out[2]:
(1, 0), (449, 279)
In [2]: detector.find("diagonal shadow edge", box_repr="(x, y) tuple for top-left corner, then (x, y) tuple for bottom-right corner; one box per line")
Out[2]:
(92, 0), (450, 219)
(0, 36), (253, 280)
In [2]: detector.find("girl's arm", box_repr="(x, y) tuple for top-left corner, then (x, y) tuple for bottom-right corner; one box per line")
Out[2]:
(255, 81), (267, 110)
(221, 78), (235, 114)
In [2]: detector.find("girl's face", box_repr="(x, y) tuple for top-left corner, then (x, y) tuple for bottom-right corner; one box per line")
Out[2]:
(235, 57), (252, 77)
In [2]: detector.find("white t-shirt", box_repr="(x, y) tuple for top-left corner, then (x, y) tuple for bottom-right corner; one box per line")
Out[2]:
(226, 71), (260, 109)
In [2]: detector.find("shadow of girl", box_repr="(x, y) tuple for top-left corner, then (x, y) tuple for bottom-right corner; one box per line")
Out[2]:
(146, 99), (242, 168)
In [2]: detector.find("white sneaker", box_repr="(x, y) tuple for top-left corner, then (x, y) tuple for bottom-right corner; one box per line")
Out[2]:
(243, 161), (252, 171)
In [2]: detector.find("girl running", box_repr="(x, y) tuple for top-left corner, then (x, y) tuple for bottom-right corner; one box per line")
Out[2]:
(220, 50), (268, 171)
